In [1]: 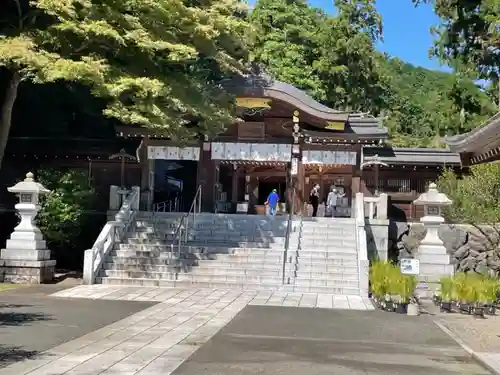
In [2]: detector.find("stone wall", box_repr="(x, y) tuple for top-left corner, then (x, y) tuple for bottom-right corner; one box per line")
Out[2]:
(366, 219), (390, 261)
(390, 221), (500, 275)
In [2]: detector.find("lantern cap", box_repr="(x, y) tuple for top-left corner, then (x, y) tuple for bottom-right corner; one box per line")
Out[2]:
(413, 183), (451, 206)
(7, 172), (51, 195)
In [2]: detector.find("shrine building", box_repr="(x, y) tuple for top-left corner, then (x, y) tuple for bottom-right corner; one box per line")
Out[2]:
(446, 112), (500, 165)
(0, 73), (464, 222)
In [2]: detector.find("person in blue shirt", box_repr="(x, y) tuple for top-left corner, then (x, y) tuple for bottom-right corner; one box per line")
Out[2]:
(265, 189), (280, 216)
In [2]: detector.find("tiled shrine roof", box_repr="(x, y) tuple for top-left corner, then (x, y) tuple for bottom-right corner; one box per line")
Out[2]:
(445, 112), (500, 153)
(222, 74), (388, 140)
(362, 146), (461, 166)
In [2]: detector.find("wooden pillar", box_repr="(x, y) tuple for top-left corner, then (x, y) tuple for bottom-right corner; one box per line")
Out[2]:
(231, 164), (238, 203)
(296, 159), (305, 214)
(196, 142), (214, 212)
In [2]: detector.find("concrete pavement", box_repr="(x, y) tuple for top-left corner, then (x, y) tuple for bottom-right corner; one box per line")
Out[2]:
(174, 306), (490, 375)
(0, 286), (155, 370)
(0, 285), (493, 374)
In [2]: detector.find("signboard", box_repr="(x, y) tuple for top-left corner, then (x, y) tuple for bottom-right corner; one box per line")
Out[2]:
(325, 121), (345, 131)
(400, 258), (420, 275)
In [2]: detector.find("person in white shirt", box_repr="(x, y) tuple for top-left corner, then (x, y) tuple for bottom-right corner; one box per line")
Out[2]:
(326, 186), (344, 217)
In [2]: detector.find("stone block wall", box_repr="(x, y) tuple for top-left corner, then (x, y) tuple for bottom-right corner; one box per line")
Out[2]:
(390, 221), (500, 275)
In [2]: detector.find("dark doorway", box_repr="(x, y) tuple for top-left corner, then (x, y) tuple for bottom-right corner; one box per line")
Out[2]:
(258, 181), (286, 205)
(154, 160), (198, 212)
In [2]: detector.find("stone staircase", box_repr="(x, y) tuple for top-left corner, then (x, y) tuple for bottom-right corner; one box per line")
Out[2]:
(284, 217), (360, 295)
(97, 213), (297, 290)
(97, 212), (361, 295)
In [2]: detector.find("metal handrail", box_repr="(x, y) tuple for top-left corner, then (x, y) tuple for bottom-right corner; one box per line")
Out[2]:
(282, 187), (295, 284)
(153, 197), (181, 212)
(170, 185), (202, 261)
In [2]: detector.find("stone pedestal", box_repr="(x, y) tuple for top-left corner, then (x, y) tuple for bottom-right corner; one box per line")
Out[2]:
(0, 172), (56, 284)
(413, 183), (453, 298)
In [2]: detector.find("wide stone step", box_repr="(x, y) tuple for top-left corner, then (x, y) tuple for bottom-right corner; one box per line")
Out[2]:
(295, 250), (358, 258)
(110, 250), (287, 263)
(96, 277), (282, 290)
(298, 239), (357, 248)
(101, 270), (285, 284)
(127, 236), (289, 246)
(107, 257), (286, 269)
(135, 219), (291, 230)
(134, 223), (295, 233)
(294, 263), (359, 273)
(282, 285), (361, 295)
(119, 242), (285, 251)
(293, 277), (359, 288)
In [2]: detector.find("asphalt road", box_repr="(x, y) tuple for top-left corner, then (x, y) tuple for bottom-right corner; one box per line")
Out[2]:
(0, 285), (156, 369)
(173, 306), (491, 375)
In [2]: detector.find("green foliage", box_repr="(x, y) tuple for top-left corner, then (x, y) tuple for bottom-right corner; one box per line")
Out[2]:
(249, 0), (388, 114)
(439, 276), (454, 301)
(437, 164), (500, 224)
(249, 0), (496, 147)
(442, 273), (499, 304)
(413, 0), (500, 81)
(36, 168), (95, 251)
(382, 58), (496, 147)
(0, 0), (250, 143)
(369, 260), (417, 302)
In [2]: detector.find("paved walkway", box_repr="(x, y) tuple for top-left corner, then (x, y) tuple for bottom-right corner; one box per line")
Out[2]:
(51, 285), (375, 309)
(174, 305), (489, 375)
(0, 290), (155, 370)
(0, 286), (373, 375)
(0, 285), (494, 374)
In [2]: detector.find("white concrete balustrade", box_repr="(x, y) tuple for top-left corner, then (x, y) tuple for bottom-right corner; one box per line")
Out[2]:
(363, 193), (388, 219)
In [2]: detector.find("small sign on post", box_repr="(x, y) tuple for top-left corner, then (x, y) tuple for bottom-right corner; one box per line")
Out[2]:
(400, 258), (420, 275)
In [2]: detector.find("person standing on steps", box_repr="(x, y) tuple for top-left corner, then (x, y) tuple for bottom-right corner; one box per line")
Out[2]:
(327, 186), (345, 218)
(265, 189), (280, 216)
(309, 184), (320, 217)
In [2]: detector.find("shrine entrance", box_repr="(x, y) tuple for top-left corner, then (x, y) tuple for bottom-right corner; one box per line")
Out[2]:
(301, 149), (357, 218)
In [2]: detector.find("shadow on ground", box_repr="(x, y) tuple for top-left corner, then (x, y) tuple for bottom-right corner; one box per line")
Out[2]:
(0, 302), (52, 366)
(0, 292), (156, 369)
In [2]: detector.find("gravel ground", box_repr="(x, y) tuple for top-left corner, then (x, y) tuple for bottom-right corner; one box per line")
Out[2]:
(437, 312), (500, 352)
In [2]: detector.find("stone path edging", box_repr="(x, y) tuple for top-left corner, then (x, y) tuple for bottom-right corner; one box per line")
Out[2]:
(435, 320), (500, 375)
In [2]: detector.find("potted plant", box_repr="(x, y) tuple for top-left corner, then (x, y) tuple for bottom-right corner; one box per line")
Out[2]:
(395, 274), (418, 314)
(454, 273), (473, 314)
(439, 276), (454, 313)
(369, 261), (385, 308)
(484, 278), (499, 315)
(385, 266), (400, 312)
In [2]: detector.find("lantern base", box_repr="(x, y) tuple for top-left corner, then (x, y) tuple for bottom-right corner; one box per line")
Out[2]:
(0, 259), (56, 284)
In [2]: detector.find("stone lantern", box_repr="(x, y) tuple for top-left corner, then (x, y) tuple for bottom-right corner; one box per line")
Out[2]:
(413, 183), (454, 296)
(0, 172), (56, 283)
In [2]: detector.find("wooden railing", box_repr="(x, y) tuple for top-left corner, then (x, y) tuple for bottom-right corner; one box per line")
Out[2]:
(83, 188), (139, 285)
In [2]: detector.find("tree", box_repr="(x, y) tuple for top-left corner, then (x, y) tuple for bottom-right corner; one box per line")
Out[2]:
(315, 0), (389, 113)
(437, 164), (500, 225)
(36, 168), (96, 267)
(248, 0), (325, 98)
(249, 0), (390, 113)
(0, 0), (250, 170)
(413, 0), (500, 81)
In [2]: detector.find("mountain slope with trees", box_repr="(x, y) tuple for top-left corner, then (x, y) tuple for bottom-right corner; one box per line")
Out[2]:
(249, 0), (497, 147)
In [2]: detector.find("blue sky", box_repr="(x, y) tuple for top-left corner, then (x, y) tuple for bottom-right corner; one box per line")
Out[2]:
(248, 0), (447, 71)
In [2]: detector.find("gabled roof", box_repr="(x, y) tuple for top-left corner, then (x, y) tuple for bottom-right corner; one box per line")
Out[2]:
(221, 73), (388, 139)
(362, 147), (461, 166)
(445, 112), (500, 153)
